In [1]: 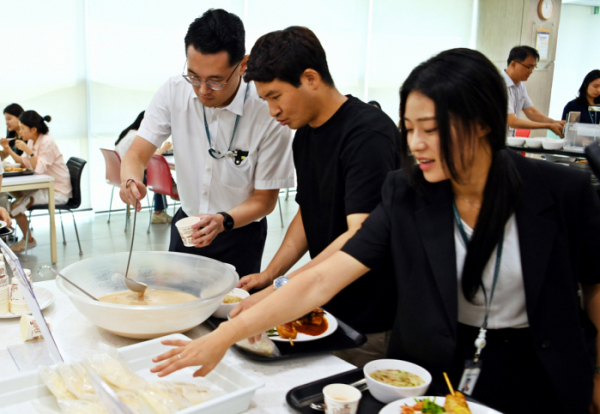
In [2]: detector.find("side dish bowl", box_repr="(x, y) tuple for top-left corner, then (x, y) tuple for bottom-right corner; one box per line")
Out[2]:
(542, 138), (564, 150)
(506, 137), (525, 146)
(212, 287), (250, 319)
(364, 359), (432, 403)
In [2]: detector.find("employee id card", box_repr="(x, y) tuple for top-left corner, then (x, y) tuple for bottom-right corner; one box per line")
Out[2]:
(458, 359), (482, 395)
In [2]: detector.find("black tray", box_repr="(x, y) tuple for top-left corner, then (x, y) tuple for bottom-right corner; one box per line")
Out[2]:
(287, 368), (490, 413)
(287, 368), (384, 413)
(3, 169), (35, 178)
(205, 315), (367, 362)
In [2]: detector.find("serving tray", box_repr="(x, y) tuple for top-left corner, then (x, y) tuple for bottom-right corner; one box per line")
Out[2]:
(205, 315), (367, 362)
(0, 333), (264, 414)
(287, 368), (490, 414)
(287, 367), (383, 413)
(3, 169), (35, 178)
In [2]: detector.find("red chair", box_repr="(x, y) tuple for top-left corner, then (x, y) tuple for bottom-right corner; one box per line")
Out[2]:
(515, 129), (531, 138)
(146, 154), (179, 232)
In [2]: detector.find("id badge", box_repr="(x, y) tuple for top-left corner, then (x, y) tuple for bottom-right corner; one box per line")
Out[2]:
(458, 359), (482, 395)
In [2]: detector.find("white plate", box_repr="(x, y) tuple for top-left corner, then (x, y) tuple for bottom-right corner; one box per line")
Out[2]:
(379, 396), (501, 414)
(0, 287), (55, 319)
(270, 311), (338, 342)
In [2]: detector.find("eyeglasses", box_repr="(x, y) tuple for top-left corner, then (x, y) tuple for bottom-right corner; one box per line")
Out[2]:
(516, 61), (537, 71)
(182, 60), (240, 91)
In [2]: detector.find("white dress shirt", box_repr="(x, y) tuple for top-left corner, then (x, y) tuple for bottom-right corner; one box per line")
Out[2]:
(137, 76), (295, 217)
(502, 70), (533, 136)
(454, 214), (529, 329)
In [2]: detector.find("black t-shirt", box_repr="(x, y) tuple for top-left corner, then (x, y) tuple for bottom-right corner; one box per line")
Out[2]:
(293, 95), (400, 334)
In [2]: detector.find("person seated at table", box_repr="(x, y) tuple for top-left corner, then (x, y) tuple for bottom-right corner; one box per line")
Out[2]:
(562, 69), (600, 125)
(2, 111), (72, 253)
(150, 48), (600, 414)
(116, 111), (175, 224)
(0, 103), (26, 213)
(1, 103), (25, 160)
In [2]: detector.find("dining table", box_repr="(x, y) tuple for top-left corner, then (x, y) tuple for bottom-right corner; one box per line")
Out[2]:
(1, 174), (57, 264)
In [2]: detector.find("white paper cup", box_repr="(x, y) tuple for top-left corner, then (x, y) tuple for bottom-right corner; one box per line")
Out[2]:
(323, 383), (362, 414)
(20, 315), (51, 341)
(175, 217), (201, 247)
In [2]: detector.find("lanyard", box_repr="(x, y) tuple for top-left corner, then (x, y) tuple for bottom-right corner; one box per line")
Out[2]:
(202, 83), (250, 159)
(452, 201), (504, 361)
(589, 110), (599, 125)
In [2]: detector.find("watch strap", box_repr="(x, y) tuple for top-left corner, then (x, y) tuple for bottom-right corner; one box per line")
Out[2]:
(218, 211), (234, 232)
(28, 152), (35, 158)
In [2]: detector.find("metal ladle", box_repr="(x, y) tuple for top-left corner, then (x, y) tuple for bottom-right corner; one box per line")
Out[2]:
(40, 265), (99, 301)
(123, 180), (148, 295)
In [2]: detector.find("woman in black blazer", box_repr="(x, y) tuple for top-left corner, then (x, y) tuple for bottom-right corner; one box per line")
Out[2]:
(151, 49), (600, 413)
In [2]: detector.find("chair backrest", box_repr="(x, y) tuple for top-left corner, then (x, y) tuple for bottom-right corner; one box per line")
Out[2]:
(100, 148), (121, 187)
(146, 154), (177, 197)
(515, 128), (531, 138)
(65, 157), (87, 209)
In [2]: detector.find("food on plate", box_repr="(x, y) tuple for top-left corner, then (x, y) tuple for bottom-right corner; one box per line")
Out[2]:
(400, 393), (472, 414)
(369, 369), (425, 387)
(443, 392), (471, 413)
(222, 294), (243, 304)
(275, 308), (328, 340)
(40, 353), (212, 414)
(98, 289), (197, 306)
(4, 167), (25, 172)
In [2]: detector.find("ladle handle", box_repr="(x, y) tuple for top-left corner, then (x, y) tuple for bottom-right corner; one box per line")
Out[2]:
(41, 266), (99, 301)
(124, 179), (138, 280)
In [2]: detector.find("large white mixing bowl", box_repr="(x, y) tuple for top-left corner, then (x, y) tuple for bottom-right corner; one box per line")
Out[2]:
(56, 251), (238, 339)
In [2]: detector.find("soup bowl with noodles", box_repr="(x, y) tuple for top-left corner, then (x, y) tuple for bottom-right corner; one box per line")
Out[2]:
(364, 359), (432, 403)
(56, 251), (238, 339)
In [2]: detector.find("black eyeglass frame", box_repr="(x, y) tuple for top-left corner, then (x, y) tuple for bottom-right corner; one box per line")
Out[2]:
(182, 61), (241, 91)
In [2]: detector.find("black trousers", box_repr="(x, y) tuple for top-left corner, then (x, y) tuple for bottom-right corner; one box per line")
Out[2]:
(432, 323), (563, 414)
(169, 208), (267, 277)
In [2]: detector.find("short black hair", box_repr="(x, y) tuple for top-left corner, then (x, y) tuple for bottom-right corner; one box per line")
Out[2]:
(3, 103), (24, 138)
(244, 26), (334, 87)
(19, 110), (51, 135)
(184, 9), (245, 66)
(507, 46), (540, 67)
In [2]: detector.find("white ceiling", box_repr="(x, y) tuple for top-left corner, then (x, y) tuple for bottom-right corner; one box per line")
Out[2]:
(563, 0), (600, 6)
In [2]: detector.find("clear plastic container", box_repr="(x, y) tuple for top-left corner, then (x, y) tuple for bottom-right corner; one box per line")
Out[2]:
(564, 122), (600, 150)
(56, 252), (238, 339)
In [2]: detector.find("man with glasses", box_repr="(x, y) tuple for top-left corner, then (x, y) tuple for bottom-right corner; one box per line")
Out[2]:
(503, 45), (565, 137)
(120, 9), (294, 276)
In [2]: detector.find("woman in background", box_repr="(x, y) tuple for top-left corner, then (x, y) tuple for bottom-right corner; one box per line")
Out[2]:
(562, 69), (600, 124)
(2, 111), (72, 253)
(116, 111), (174, 224)
(1, 103), (25, 160)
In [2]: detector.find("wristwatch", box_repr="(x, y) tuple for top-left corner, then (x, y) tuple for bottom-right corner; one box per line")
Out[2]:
(218, 211), (234, 232)
(273, 276), (289, 290)
(28, 152), (35, 159)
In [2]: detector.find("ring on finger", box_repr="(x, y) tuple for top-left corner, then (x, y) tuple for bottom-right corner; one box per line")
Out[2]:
(177, 354), (182, 360)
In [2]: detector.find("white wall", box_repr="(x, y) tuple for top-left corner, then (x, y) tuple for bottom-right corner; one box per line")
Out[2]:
(550, 4), (600, 120)
(0, 0), (476, 212)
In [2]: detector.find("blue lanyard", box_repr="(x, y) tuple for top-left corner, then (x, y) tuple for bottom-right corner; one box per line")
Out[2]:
(589, 110), (598, 125)
(202, 83), (250, 159)
(452, 201), (504, 330)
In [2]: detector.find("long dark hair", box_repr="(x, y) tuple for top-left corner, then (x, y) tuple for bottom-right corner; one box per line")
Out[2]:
(19, 110), (51, 135)
(4, 103), (24, 138)
(399, 48), (522, 302)
(575, 69), (600, 107)
(116, 111), (144, 146)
